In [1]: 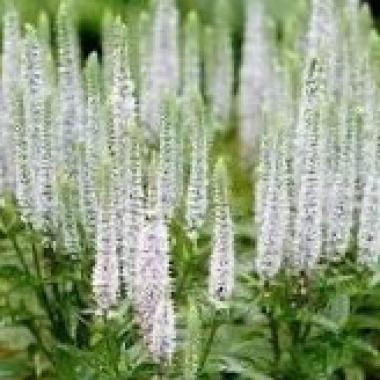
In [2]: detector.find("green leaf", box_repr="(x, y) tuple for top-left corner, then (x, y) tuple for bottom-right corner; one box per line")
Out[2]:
(369, 269), (380, 287)
(349, 338), (379, 357)
(0, 265), (26, 280)
(311, 315), (339, 333)
(325, 294), (350, 329)
(0, 357), (32, 379)
(349, 314), (380, 330)
(344, 366), (365, 380)
(222, 357), (272, 380)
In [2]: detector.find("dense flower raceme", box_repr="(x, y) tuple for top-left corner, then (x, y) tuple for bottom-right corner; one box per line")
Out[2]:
(209, 159), (234, 305)
(186, 95), (208, 238)
(0, 0), (238, 363)
(255, 0), (380, 278)
(206, 0), (233, 125)
(239, 0), (272, 156)
(140, 0), (179, 136)
(92, 156), (119, 314)
(3, 0), (380, 365)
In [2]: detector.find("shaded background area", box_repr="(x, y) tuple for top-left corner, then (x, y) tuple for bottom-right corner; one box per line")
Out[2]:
(366, 0), (380, 19)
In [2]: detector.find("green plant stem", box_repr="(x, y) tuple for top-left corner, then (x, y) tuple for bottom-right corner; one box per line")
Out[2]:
(44, 244), (74, 344)
(9, 232), (30, 275)
(177, 244), (190, 298)
(102, 312), (120, 377)
(27, 318), (54, 363)
(199, 311), (219, 373)
(267, 310), (281, 364)
(177, 237), (197, 299)
(31, 238), (43, 280)
(31, 240), (58, 336)
(156, 363), (166, 380)
(263, 281), (281, 368)
(10, 231), (67, 362)
(32, 236), (74, 346)
(300, 322), (311, 343)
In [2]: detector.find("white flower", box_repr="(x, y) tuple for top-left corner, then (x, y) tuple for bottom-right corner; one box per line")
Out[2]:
(205, 1), (233, 125)
(158, 100), (178, 219)
(134, 166), (175, 361)
(22, 25), (51, 229)
(82, 53), (102, 239)
(186, 99), (208, 237)
(93, 158), (119, 313)
(2, 5), (21, 190)
(293, 57), (325, 271)
(122, 127), (144, 298)
(140, 0), (179, 135)
(239, 0), (271, 150)
(182, 11), (200, 96)
(209, 159), (234, 304)
(256, 133), (287, 279)
(150, 296), (176, 364)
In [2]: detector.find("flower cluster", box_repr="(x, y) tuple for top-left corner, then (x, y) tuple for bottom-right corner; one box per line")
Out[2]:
(255, 0), (380, 278)
(0, 0), (235, 363)
(209, 159), (234, 305)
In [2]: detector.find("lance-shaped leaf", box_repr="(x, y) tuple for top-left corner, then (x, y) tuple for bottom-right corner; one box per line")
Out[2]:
(183, 299), (201, 379)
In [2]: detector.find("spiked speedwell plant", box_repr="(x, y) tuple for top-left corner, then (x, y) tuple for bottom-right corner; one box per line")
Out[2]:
(2, 0), (380, 379)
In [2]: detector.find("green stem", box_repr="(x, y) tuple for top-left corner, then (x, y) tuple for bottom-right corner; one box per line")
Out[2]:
(9, 231), (59, 362)
(263, 282), (281, 376)
(31, 240), (58, 335)
(199, 311), (219, 372)
(178, 237), (197, 298)
(290, 319), (301, 346)
(102, 312), (120, 377)
(156, 363), (166, 379)
(267, 310), (281, 364)
(177, 244), (189, 298)
(300, 322), (311, 343)
(31, 238), (43, 280)
(9, 232), (30, 275)
(28, 319), (54, 363)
